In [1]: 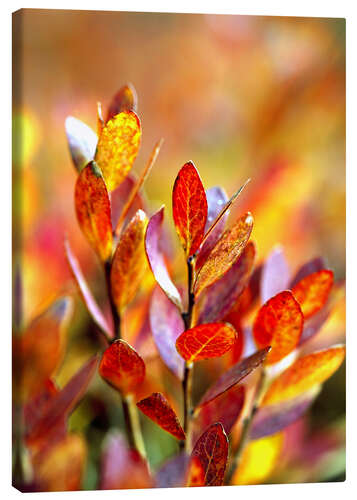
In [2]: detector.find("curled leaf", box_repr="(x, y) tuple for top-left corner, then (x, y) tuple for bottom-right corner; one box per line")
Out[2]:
(145, 207), (183, 311)
(253, 291), (303, 364)
(292, 269), (334, 320)
(191, 423), (228, 486)
(262, 345), (345, 406)
(99, 339), (145, 395)
(95, 111), (141, 191)
(260, 246), (290, 304)
(110, 210), (148, 314)
(137, 392), (185, 440)
(194, 212), (253, 297)
(149, 286), (185, 379)
(198, 347), (270, 407)
(65, 116), (97, 172)
(106, 83), (138, 122)
(74, 161), (113, 262)
(176, 323), (237, 363)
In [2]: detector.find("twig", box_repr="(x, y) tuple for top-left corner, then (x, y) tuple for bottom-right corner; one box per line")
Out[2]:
(122, 394), (147, 459)
(104, 260), (121, 340)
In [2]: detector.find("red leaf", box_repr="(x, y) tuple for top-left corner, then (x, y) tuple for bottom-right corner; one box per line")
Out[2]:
(290, 257), (327, 288)
(64, 239), (113, 338)
(176, 323), (237, 363)
(191, 423), (228, 486)
(145, 207), (183, 311)
(172, 162), (208, 257)
(99, 339), (145, 395)
(137, 392), (185, 440)
(198, 347), (270, 407)
(74, 161), (113, 262)
(291, 270), (334, 319)
(260, 246), (290, 304)
(106, 83), (138, 123)
(149, 286), (185, 379)
(253, 291), (303, 364)
(65, 116), (97, 172)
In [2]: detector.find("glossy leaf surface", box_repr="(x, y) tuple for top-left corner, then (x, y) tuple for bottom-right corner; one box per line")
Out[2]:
(176, 323), (237, 363)
(262, 345), (345, 406)
(172, 162), (207, 257)
(74, 161), (113, 261)
(194, 212), (253, 297)
(137, 392), (185, 440)
(260, 246), (290, 304)
(95, 111), (141, 191)
(110, 210), (148, 314)
(253, 291), (303, 364)
(145, 207), (183, 310)
(191, 423), (228, 486)
(65, 116), (97, 172)
(292, 269), (334, 319)
(99, 339), (145, 395)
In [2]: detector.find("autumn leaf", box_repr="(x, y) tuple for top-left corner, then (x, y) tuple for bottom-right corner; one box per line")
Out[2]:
(65, 116), (97, 172)
(198, 347), (270, 407)
(299, 304), (331, 345)
(149, 286), (185, 379)
(145, 207), (183, 311)
(196, 241), (255, 324)
(262, 345), (346, 406)
(253, 290), (303, 364)
(110, 174), (144, 230)
(172, 162), (208, 257)
(260, 246), (290, 304)
(291, 269), (334, 319)
(194, 212), (253, 297)
(110, 210), (148, 314)
(99, 339), (145, 395)
(64, 239), (113, 338)
(137, 392), (185, 440)
(176, 323), (237, 363)
(186, 456), (205, 487)
(106, 84), (138, 123)
(290, 256), (326, 288)
(74, 161), (113, 262)
(156, 453), (190, 488)
(190, 423), (228, 486)
(95, 111), (141, 191)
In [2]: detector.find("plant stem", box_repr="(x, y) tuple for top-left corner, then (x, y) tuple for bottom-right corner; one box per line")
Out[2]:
(122, 394), (147, 459)
(104, 260), (121, 340)
(226, 367), (267, 484)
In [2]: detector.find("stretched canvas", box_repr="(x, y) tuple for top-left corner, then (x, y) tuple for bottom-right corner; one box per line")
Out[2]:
(12, 9), (346, 492)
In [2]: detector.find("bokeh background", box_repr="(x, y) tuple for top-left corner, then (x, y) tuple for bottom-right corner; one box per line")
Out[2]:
(13, 9), (345, 488)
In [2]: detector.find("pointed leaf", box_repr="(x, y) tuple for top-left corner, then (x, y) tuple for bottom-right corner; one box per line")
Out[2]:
(106, 83), (138, 122)
(64, 239), (113, 338)
(191, 423), (228, 486)
(110, 210), (148, 314)
(196, 241), (255, 323)
(149, 286), (185, 379)
(253, 290), (303, 364)
(74, 161), (113, 261)
(290, 257), (327, 288)
(176, 323), (237, 363)
(194, 212), (253, 297)
(137, 392), (185, 440)
(172, 162), (208, 257)
(192, 385), (245, 444)
(95, 111), (141, 191)
(262, 345), (345, 406)
(292, 269), (334, 320)
(65, 116), (97, 172)
(99, 339), (145, 395)
(198, 347), (270, 407)
(260, 246), (290, 304)
(145, 207), (183, 310)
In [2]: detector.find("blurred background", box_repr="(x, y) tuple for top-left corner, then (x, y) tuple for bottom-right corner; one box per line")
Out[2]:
(13, 9), (345, 488)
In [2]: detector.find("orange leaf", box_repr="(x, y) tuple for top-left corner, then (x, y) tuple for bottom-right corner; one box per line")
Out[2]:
(110, 210), (148, 314)
(292, 269), (334, 319)
(137, 392), (185, 440)
(172, 162), (207, 257)
(176, 323), (237, 363)
(194, 212), (253, 297)
(253, 291), (303, 364)
(99, 339), (145, 395)
(186, 456), (205, 487)
(106, 83), (138, 123)
(191, 423), (228, 486)
(74, 161), (113, 261)
(95, 111), (141, 191)
(262, 345), (345, 406)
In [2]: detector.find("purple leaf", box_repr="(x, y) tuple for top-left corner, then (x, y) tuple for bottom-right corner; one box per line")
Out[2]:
(290, 257), (327, 288)
(260, 246), (290, 304)
(110, 174), (144, 230)
(155, 453), (190, 488)
(65, 116), (97, 172)
(299, 304), (331, 345)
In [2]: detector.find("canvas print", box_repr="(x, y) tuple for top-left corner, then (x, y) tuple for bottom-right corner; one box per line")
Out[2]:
(12, 9), (346, 492)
